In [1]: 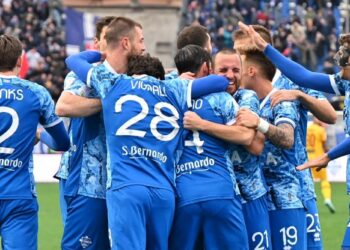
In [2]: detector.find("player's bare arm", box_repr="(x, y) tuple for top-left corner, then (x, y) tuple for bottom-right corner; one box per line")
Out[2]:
(244, 132), (265, 156)
(270, 90), (337, 124)
(56, 91), (102, 117)
(297, 154), (330, 172)
(183, 111), (255, 146)
(236, 108), (294, 149)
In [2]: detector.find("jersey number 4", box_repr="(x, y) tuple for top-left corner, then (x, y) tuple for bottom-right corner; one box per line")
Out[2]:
(115, 95), (180, 141)
(0, 107), (19, 154)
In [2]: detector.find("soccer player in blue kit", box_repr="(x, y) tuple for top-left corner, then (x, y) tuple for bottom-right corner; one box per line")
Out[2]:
(0, 35), (69, 250)
(65, 36), (230, 250)
(239, 24), (350, 250)
(234, 24), (337, 250)
(169, 45), (258, 250)
(234, 50), (307, 250)
(55, 16), (120, 250)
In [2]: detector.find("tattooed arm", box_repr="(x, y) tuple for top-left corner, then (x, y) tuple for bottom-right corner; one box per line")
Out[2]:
(236, 108), (295, 149)
(265, 123), (294, 149)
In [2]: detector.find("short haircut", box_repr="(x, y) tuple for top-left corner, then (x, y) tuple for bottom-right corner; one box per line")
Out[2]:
(105, 17), (142, 49)
(127, 54), (165, 80)
(95, 16), (116, 40)
(233, 24), (273, 45)
(0, 35), (22, 72)
(174, 44), (212, 75)
(339, 33), (350, 47)
(244, 51), (276, 81)
(212, 48), (239, 69)
(177, 25), (209, 50)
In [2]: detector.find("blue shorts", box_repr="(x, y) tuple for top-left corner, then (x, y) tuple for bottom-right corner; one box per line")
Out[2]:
(106, 185), (175, 250)
(0, 199), (38, 250)
(61, 195), (109, 250)
(59, 179), (67, 226)
(270, 208), (307, 250)
(169, 197), (248, 250)
(243, 195), (272, 250)
(304, 198), (323, 249)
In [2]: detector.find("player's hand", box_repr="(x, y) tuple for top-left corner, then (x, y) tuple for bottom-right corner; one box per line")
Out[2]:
(237, 22), (269, 51)
(179, 72), (196, 80)
(236, 108), (259, 129)
(34, 128), (43, 145)
(270, 90), (301, 107)
(184, 111), (205, 130)
(296, 154), (330, 171)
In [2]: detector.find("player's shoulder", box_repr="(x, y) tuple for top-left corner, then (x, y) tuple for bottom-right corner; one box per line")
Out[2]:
(234, 88), (258, 100)
(10, 77), (49, 96)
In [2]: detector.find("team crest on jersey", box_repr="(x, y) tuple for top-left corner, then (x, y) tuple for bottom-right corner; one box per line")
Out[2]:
(79, 235), (92, 248)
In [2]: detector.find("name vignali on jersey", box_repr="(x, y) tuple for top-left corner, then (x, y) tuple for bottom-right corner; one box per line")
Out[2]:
(131, 79), (167, 96)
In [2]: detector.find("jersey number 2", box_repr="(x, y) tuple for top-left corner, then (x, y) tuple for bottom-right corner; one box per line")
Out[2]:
(0, 107), (19, 154)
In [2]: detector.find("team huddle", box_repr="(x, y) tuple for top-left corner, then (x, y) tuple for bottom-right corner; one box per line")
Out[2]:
(1, 14), (350, 250)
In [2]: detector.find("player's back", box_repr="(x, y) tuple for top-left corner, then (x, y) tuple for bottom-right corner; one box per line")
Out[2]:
(307, 123), (326, 159)
(102, 75), (190, 192)
(176, 92), (238, 206)
(0, 76), (58, 198)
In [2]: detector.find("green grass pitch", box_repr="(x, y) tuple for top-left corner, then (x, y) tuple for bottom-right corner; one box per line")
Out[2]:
(36, 182), (349, 250)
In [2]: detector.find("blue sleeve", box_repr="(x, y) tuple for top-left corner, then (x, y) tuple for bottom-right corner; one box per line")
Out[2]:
(40, 121), (70, 151)
(273, 101), (299, 128)
(65, 51), (102, 83)
(264, 45), (335, 94)
(327, 137), (350, 160)
(191, 75), (229, 98)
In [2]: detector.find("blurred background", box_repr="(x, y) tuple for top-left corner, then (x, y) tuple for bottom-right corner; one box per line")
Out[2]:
(0, 0), (349, 249)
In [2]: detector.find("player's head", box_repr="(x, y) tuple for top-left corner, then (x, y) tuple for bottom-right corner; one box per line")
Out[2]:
(233, 25), (272, 54)
(94, 16), (116, 52)
(174, 44), (212, 78)
(127, 54), (165, 80)
(213, 48), (241, 94)
(334, 33), (350, 68)
(105, 17), (145, 56)
(0, 35), (22, 73)
(240, 50), (276, 90)
(177, 25), (212, 53)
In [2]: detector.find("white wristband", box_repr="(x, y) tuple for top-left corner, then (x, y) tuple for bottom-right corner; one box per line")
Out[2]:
(257, 118), (269, 134)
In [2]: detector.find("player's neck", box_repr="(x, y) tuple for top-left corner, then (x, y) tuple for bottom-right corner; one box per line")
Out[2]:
(0, 70), (18, 77)
(341, 67), (350, 80)
(106, 57), (127, 74)
(254, 79), (273, 100)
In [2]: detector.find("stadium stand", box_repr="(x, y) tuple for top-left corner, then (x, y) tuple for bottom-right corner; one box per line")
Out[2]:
(0, 0), (67, 102)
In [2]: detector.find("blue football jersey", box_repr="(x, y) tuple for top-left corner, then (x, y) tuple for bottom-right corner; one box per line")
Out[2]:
(273, 73), (326, 202)
(165, 69), (179, 80)
(329, 72), (350, 135)
(232, 89), (267, 201)
(87, 61), (192, 192)
(62, 71), (107, 199)
(175, 92), (239, 207)
(259, 88), (303, 210)
(0, 76), (60, 198)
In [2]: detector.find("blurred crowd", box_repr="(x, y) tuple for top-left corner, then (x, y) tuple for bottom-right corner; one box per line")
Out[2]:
(184, 0), (342, 73)
(0, 0), (67, 102)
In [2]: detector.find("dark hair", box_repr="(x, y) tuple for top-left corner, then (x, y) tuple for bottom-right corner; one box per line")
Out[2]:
(0, 35), (22, 72)
(244, 51), (276, 81)
(105, 17), (142, 48)
(127, 54), (165, 80)
(233, 24), (273, 45)
(95, 16), (116, 41)
(174, 45), (212, 75)
(177, 25), (209, 50)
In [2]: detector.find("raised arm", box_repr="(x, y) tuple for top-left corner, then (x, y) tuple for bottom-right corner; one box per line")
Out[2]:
(191, 75), (229, 98)
(65, 51), (102, 83)
(238, 21), (335, 94)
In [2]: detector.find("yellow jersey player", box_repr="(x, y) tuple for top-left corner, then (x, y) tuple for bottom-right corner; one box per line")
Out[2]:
(307, 117), (336, 213)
